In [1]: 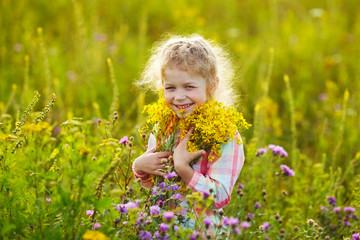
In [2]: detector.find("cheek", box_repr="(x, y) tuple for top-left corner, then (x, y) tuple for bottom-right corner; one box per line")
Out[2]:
(164, 93), (172, 105)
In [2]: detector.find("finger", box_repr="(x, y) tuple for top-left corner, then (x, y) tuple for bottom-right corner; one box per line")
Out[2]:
(184, 127), (194, 141)
(153, 169), (166, 177)
(156, 151), (173, 158)
(145, 147), (156, 153)
(192, 150), (207, 159)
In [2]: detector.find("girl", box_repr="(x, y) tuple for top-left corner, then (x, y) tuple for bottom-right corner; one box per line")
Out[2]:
(133, 34), (245, 232)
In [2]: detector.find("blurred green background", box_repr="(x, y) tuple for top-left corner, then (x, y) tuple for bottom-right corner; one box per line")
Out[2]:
(0, 0), (359, 162)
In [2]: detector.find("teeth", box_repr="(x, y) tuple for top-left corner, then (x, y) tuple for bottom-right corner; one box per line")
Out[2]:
(177, 104), (192, 109)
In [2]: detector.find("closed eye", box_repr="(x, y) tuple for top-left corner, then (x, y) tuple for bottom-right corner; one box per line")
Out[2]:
(165, 86), (175, 90)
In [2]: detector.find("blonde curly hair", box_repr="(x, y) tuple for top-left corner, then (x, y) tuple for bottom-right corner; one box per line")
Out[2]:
(136, 34), (237, 106)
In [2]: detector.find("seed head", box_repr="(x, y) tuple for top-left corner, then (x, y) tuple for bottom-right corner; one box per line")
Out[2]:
(308, 219), (315, 226)
(218, 209), (224, 216)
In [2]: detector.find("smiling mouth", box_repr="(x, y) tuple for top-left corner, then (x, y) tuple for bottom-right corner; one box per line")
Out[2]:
(174, 103), (193, 110)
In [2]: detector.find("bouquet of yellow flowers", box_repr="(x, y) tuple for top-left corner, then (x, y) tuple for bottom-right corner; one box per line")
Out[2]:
(141, 97), (251, 162)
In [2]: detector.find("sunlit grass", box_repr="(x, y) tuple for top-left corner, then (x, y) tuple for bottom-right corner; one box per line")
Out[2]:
(0, 0), (359, 239)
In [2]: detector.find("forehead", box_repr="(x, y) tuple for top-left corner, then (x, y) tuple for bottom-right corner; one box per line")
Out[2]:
(163, 68), (206, 85)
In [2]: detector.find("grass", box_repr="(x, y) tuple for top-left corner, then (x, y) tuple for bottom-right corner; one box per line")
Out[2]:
(0, 0), (359, 239)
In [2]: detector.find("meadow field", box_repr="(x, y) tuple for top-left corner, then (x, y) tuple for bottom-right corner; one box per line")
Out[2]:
(0, 0), (359, 239)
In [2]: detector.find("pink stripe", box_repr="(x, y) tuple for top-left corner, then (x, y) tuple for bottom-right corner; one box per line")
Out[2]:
(229, 138), (239, 188)
(200, 151), (210, 174)
(214, 198), (230, 208)
(187, 171), (201, 189)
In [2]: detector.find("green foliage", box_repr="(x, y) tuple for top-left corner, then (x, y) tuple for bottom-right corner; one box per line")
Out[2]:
(0, 0), (359, 239)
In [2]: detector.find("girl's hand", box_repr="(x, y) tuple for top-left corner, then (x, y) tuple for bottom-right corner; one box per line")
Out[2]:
(133, 147), (172, 177)
(173, 127), (206, 170)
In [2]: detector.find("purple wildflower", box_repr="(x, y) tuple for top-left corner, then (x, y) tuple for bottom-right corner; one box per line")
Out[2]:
(163, 211), (174, 222)
(46, 198), (51, 203)
(160, 223), (170, 231)
(261, 222), (270, 231)
(234, 228), (241, 234)
(222, 217), (230, 226)
(86, 210), (94, 216)
(326, 196), (337, 206)
(240, 221), (251, 229)
(140, 231), (152, 239)
(268, 144), (288, 157)
(256, 148), (267, 156)
(171, 184), (180, 191)
(319, 93), (328, 101)
(93, 223), (101, 229)
(190, 231), (199, 240)
(136, 217), (143, 226)
(124, 201), (138, 209)
(343, 220), (351, 226)
(119, 136), (128, 144)
(204, 218), (212, 228)
(353, 233), (360, 240)
(154, 231), (161, 238)
(247, 213), (254, 219)
(344, 207), (356, 213)
(117, 205), (128, 214)
(333, 207), (341, 212)
(157, 200), (165, 207)
(229, 217), (239, 226)
(254, 201), (262, 209)
(161, 234), (170, 240)
(171, 193), (182, 200)
(158, 182), (166, 189)
(320, 206), (328, 211)
(150, 205), (161, 215)
(203, 190), (210, 199)
(97, 119), (102, 124)
(174, 225), (179, 232)
(238, 183), (244, 189)
(164, 171), (178, 179)
(280, 165), (295, 176)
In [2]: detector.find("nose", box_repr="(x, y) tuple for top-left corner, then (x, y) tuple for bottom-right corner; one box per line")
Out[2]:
(174, 89), (186, 101)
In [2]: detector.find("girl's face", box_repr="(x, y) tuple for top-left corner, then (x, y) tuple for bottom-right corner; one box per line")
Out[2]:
(163, 68), (208, 118)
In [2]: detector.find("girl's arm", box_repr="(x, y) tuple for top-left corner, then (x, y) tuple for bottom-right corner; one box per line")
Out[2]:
(175, 131), (244, 209)
(173, 128), (206, 184)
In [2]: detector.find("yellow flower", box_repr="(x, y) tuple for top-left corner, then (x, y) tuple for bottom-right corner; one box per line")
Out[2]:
(82, 230), (109, 240)
(50, 148), (59, 159)
(143, 98), (251, 162)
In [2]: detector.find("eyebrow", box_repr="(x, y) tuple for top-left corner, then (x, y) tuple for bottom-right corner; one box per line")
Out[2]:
(164, 81), (197, 86)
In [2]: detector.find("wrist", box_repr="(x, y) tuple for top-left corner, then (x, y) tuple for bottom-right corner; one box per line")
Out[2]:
(132, 160), (148, 179)
(174, 162), (190, 173)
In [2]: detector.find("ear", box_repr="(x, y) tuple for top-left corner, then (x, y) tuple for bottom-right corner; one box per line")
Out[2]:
(208, 77), (219, 97)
